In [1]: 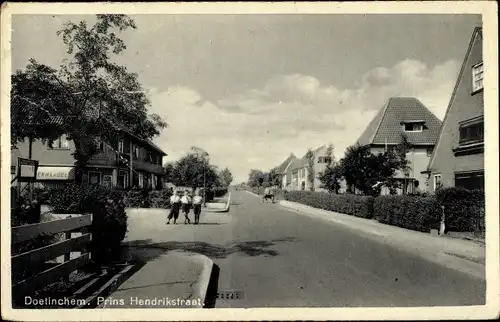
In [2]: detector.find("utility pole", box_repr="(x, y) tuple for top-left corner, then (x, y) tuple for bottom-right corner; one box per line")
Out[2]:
(28, 136), (33, 202)
(203, 165), (207, 207)
(129, 139), (133, 188)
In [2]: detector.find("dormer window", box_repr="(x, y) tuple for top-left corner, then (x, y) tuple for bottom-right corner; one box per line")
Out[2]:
(401, 120), (425, 133)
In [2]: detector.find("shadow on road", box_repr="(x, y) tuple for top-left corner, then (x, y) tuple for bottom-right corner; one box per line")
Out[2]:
(122, 237), (298, 263)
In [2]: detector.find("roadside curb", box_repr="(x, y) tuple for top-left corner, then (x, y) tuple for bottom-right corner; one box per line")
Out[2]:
(205, 193), (231, 213)
(190, 253), (215, 308)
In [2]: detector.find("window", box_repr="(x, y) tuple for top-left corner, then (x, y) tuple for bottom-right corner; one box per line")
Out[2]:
(102, 175), (112, 187)
(117, 171), (129, 189)
(95, 136), (104, 151)
(433, 174), (442, 191)
(133, 145), (140, 159)
(138, 172), (144, 188)
(50, 135), (69, 149)
(118, 140), (124, 153)
(317, 156), (332, 164)
(472, 62), (484, 93)
(88, 171), (101, 185)
(459, 120), (484, 145)
(403, 123), (424, 132)
(455, 171), (484, 191)
(148, 152), (153, 163)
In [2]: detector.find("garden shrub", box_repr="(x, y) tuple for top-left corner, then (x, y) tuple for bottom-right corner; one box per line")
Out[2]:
(214, 188), (228, 198)
(374, 195), (440, 232)
(149, 189), (172, 208)
(124, 189), (147, 208)
(435, 187), (485, 232)
(284, 191), (375, 219)
(45, 183), (128, 265)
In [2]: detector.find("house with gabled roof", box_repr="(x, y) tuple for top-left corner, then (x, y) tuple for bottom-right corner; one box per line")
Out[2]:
(422, 27), (484, 193)
(286, 144), (331, 191)
(275, 153), (298, 190)
(356, 97), (442, 194)
(11, 104), (167, 190)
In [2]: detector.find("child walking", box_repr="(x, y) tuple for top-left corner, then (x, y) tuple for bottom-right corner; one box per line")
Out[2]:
(181, 191), (192, 224)
(167, 190), (181, 224)
(192, 189), (203, 224)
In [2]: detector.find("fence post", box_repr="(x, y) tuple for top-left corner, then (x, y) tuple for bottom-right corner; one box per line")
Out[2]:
(439, 205), (446, 236)
(63, 215), (73, 281)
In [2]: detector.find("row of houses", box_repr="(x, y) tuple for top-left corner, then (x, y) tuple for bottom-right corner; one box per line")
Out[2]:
(273, 27), (484, 195)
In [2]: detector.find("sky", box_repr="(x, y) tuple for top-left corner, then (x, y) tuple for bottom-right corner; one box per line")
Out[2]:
(11, 14), (482, 184)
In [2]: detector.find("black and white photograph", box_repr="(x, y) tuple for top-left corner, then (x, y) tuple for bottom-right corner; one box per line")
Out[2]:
(1, 2), (498, 321)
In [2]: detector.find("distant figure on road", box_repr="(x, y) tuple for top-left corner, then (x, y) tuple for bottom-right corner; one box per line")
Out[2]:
(262, 186), (275, 203)
(192, 189), (203, 225)
(181, 191), (192, 224)
(167, 190), (181, 225)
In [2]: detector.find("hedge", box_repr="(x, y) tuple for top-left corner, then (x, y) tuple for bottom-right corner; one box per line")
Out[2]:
(374, 195), (440, 232)
(435, 187), (485, 233)
(284, 191), (375, 219)
(44, 184), (128, 265)
(11, 187), (56, 262)
(285, 187), (485, 234)
(121, 188), (172, 208)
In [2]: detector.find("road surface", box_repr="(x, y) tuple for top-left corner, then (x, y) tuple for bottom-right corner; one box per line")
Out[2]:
(124, 189), (485, 307)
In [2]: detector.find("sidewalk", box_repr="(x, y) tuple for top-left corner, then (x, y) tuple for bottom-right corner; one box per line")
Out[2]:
(205, 192), (231, 212)
(278, 200), (486, 280)
(101, 249), (214, 308)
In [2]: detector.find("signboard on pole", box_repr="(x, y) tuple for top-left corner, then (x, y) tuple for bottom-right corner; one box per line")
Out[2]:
(17, 158), (39, 182)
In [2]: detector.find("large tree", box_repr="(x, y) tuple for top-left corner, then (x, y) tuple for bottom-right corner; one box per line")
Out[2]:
(170, 153), (219, 190)
(219, 167), (234, 188)
(11, 15), (167, 181)
(247, 169), (265, 188)
(318, 144), (342, 193)
(339, 140), (409, 196)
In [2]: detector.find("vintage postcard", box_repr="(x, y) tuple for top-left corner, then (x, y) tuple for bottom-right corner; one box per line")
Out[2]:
(1, 1), (498, 321)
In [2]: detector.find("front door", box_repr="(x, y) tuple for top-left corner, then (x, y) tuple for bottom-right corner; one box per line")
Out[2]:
(118, 171), (128, 189)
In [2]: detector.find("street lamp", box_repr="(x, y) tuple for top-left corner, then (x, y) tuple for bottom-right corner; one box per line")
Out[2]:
(203, 152), (209, 207)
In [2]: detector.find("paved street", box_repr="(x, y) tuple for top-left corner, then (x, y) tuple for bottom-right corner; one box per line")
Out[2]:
(124, 190), (485, 308)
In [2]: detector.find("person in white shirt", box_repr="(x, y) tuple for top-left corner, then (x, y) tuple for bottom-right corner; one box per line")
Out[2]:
(167, 190), (181, 224)
(180, 191), (192, 224)
(192, 189), (203, 224)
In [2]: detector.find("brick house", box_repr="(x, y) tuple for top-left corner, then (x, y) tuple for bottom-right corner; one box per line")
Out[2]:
(356, 97), (442, 194)
(422, 27), (484, 192)
(11, 115), (167, 190)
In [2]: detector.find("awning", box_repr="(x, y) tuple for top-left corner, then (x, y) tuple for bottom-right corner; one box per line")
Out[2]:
(36, 166), (75, 181)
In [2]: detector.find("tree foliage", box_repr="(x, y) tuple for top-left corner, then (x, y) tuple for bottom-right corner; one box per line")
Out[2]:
(11, 15), (167, 180)
(219, 167), (234, 188)
(165, 152), (221, 190)
(318, 136), (410, 196)
(305, 149), (315, 191)
(247, 167), (281, 188)
(247, 169), (265, 188)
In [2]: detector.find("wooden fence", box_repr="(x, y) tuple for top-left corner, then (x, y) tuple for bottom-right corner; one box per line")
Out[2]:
(11, 214), (93, 299)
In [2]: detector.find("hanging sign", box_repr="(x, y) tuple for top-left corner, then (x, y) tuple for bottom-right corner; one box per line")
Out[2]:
(17, 158), (39, 182)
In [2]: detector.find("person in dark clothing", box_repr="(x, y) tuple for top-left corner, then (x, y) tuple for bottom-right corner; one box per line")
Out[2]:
(167, 190), (181, 224)
(192, 189), (203, 224)
(181, 191), (192, 224)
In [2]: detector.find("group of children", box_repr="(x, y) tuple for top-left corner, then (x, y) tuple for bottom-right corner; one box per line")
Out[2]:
(167, 189), (204, 225)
